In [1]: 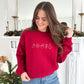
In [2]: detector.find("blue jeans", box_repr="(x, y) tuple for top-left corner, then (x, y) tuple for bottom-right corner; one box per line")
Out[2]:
(22, 70), (60, 84)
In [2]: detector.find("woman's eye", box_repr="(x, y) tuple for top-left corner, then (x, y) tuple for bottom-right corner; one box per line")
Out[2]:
(42, 19), (46, 21)
(36, 17), (39, 19)
(35, 17), (47, 21)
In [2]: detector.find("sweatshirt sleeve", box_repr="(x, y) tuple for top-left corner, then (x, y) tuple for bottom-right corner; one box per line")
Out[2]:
(16, 30), (26, 77)
(57, 37), (73, 63)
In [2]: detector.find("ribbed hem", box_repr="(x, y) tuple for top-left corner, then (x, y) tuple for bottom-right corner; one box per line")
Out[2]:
(29, 67), (59, 79)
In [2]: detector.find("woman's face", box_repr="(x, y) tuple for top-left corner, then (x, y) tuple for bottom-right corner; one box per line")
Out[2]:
(35, 10), (49, 32)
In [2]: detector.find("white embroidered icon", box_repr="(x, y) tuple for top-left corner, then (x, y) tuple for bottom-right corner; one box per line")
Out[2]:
(36, 43), (40, 48)
(48, 43), (52, 49)
(32, 43), (36, 48)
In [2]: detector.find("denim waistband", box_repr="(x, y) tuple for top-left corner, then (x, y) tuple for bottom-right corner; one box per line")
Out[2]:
(22, 70), (60, 84)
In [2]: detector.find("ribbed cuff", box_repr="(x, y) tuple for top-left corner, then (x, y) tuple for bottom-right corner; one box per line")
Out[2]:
(16, 68), (26, 77)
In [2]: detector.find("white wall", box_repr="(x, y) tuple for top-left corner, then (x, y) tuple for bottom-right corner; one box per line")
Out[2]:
(0, 0), (18, 36)
(0, 0), (7, 36)
(18, 0), (72, 19)
(72, 0), (84, 32)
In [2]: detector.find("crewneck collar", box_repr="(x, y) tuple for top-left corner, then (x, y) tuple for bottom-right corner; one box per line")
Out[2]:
(36, 29), (50, 33)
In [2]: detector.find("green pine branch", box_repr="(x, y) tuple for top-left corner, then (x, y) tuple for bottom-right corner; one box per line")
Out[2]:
(0, 60), (22, 84)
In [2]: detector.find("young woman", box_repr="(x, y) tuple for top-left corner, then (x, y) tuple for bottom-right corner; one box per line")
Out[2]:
(16, 1), (73, 84)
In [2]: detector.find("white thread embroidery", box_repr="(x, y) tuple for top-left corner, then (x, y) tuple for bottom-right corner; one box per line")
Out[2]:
(32, 43), (35, 48)
(40, 44), (44, 48)
(45, 44), (48, 49)
(48, 43), (52, 49)
(36, 43), (40, 48)
(32, 43), (52, 49)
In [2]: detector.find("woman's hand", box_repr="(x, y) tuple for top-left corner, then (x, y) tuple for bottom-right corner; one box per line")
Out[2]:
(65, 28), (73, 38)
(21, 72), (30, 81)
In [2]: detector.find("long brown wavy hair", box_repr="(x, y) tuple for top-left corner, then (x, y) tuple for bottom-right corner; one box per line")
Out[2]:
(26, 1), (68, 55)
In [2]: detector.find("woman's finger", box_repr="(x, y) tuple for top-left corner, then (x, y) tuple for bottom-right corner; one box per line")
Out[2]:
(21, 72), (30, 81)
(65, 28), (73, 37)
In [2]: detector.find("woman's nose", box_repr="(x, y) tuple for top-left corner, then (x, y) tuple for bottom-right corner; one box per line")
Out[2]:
(38, 19), (43, 24)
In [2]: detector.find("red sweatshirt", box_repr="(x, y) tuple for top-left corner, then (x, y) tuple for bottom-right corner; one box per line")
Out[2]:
(16, 29), (72, 79)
